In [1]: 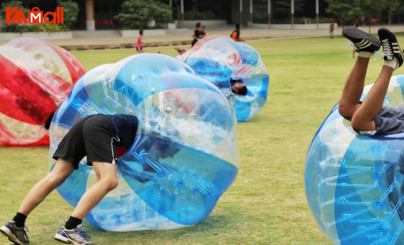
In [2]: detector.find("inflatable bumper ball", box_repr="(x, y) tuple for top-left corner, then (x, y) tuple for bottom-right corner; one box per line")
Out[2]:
(177, 35), (269, 122)
(0, 37), (85, 146)
(305, 75), (404, 244)
(49, 53), (239, 231)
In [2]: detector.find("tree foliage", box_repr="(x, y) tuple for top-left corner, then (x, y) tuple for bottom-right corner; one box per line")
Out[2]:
(272, 0), (305, 19)
(0, 0), (28, 20)
(325, 0), (360, 23)
(115, 0), (173, 29)
(57, 0), (79, 28)
(325, 0), (400, 24)
(386, 0), (400, 12)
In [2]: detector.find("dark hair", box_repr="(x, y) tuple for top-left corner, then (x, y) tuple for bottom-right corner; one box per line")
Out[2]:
(196, 22), (201, 28)
(238, 86), (248, 96)
(235, 23), (240, 29)
(139, 29), (143, 35)
(230, 78), (242, 83)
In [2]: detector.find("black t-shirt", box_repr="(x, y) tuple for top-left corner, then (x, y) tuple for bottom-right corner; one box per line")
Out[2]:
(191, 29), (200, 46)
(105, 114), (138, 149)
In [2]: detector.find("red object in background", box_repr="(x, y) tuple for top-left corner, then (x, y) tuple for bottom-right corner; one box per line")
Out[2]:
(95, 20), (114, 26)
(354, 18), (364, 24)
(371, 18), (381, 23)
(0, 55), (56, 125)
(0, 38), (85, 146)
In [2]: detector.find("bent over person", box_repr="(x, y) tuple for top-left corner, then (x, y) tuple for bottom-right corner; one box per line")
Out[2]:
(0, 114), (177, 245)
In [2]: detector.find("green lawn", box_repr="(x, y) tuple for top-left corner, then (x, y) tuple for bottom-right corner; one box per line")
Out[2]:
(1, 34), (403, 244)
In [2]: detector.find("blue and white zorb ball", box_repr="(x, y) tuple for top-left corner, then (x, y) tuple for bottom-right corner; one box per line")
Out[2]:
(177, 35), (269, 122)
(305, 75), (404, 244)
(49, 53), (239, 231)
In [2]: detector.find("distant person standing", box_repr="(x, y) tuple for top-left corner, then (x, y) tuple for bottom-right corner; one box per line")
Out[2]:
(329, 21), (335, 39)
(191, 22), (203, 47)
(230, 23), (244, 42)
(135, 30), (144, 53)
(175, 25), (205, 55)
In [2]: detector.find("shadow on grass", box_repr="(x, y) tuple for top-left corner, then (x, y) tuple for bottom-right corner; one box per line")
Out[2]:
(85, 212), (243, 242)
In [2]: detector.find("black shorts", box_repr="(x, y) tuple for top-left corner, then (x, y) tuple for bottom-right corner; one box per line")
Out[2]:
(136, 47), (143, 51)
(53, 115), (119, 169)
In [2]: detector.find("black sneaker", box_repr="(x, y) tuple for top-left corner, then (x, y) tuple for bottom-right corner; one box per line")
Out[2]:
(343, 27), (381, 53)
(54, 225), (95, 245)
(0, 220), (29, 245)
(378, 28), (404, 70)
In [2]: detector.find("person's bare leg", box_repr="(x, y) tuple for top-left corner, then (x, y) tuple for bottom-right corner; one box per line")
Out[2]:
(70, 162), (117, 220)
(18, 159), (74, 216)
(339, 27), (382, 120)
(349, 28), (403, 132)
(338, 57), (370, 119)
(350, 65), (394, 131)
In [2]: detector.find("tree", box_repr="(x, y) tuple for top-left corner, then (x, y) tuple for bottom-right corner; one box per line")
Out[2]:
(326, 0), (400, 31)
(360, 0), (384, 32)
(57, 0), (79, 28)
(325, 0), (361, 27)
(115, 0), (173, 29)
(384, 0), (399, 26)
(0, 0), (28, 21)
(0, 1), (28, 32)
(349, 0), (398, 32)
(272, 0), (305, 20)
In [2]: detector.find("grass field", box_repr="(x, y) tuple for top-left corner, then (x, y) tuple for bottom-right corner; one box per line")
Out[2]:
(1, 33), (404, 245)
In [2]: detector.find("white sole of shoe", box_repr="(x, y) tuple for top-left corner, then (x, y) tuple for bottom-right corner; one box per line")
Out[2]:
(0, 226), (24, 245)
(54, 233), (72, 244)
